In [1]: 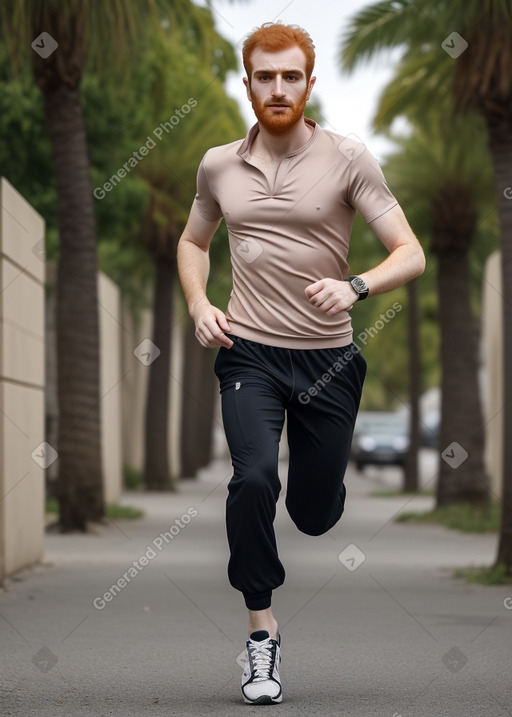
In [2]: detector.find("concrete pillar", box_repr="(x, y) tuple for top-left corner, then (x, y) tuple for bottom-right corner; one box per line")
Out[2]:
(98, 273), (123, 505)
(169, 304), (184, 480)
(121, 298), (185, 483)
(481, 251), (503, 499)
(120, 302), (152, 475)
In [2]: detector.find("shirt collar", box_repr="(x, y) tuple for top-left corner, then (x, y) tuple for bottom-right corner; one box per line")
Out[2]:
(237, 118), (318, 161)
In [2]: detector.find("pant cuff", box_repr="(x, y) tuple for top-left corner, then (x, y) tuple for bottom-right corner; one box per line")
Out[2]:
(244, 590), (272, 611)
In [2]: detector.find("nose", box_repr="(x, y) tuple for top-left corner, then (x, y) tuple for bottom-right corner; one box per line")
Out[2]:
(271, 75), (285, 98)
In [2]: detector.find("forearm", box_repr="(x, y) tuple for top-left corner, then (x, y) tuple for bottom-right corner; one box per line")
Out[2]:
(177, 238), (211, 315)
(177, 232), (233, 348)
(359, 242), (425, 298)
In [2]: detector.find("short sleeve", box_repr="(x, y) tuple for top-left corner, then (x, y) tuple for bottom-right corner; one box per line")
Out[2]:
(191, 152), (223, 221)
(346, 149), (398, 224)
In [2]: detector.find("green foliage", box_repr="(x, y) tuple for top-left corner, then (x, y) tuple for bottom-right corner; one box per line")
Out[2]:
(340, 0), (512, 75)
(454, 564), (512, 585)
(0, 0), (246, 316)
(371, 488), (435, 497)
(397, 501), (501, 532)
(105, 503), (144, 520)
(119, 22), (246, 304)
(123, 465), (144, 490)
(0, 43), (59, 255)
(304, 98), (325, 126)
(131, 29), (245, 203)
(338, 9), (501, 408)
(0, 0), (219, 76)
(46, 497), (143, 519)
(81, 72), (155, 314)
(346, 213), (437, 408)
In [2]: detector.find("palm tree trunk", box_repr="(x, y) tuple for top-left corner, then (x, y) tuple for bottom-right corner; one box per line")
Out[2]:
(44, 85), (104, 531)
(435, 248), (488, 506)
(488, 122), (512, 570)
(144, 252), (176, 490)
(404, 279), (420, 492)
(180, 320), (216, 478)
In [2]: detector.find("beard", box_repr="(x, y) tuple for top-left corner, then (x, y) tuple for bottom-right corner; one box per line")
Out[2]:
(250, 90), (308, 136)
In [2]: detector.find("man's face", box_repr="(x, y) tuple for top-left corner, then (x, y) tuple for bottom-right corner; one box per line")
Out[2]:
(244, 46), (315, 136)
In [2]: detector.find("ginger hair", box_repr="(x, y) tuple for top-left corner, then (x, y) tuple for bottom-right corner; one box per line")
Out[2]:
(242, 22), (315, 83)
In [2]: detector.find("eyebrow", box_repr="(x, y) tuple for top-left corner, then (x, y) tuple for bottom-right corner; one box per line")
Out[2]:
(253, 68), (305, 77)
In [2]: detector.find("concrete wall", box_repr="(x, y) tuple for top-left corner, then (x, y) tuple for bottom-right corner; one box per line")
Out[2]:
(481, 251), (503, 499)
(0, 178), (45, 581)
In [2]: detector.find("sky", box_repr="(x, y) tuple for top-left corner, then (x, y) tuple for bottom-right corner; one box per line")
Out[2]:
(198, 0), (401, 161)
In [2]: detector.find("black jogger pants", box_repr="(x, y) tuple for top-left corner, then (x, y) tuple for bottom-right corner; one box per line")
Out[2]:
(214, 334), (367, 611)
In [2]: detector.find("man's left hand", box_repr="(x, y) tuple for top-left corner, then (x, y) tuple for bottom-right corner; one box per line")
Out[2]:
(305, 278), (357, 315)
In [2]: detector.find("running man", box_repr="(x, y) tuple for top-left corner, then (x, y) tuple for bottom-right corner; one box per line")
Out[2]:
(177, 22), (425, 705)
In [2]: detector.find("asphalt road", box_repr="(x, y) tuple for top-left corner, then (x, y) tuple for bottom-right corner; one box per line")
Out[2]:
(1, 454), (510, 716)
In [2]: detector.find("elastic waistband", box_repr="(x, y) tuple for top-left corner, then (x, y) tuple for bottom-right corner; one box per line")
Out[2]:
(225, 322), (354, 350)
(226, 333), (361, 357)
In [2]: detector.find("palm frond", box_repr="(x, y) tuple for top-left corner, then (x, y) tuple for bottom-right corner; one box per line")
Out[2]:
(339, 0), (432, 73)
(372, 48), (454, 132)
(339, 0), (512, 75)
(0, 0), (222, 76)
(383, 110), (494, 218)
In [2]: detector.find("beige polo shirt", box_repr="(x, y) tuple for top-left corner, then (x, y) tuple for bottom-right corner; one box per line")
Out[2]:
(192, 118), (398, 349)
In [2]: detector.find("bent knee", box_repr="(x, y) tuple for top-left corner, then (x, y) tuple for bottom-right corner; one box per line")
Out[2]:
(286, 501), (344, 536)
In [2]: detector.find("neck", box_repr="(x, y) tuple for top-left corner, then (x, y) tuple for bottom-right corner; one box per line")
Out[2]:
(255, 117), (313, 159)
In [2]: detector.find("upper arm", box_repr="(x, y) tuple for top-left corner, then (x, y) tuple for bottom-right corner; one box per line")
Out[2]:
(179, 204), (222, 252)
(369, 204), (422, 255)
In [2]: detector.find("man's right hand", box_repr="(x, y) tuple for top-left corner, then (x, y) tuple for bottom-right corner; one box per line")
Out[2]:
(190, 299), (234, 348)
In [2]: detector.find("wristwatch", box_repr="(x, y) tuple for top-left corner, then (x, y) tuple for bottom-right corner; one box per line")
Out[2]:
(344, 275), (369, 301)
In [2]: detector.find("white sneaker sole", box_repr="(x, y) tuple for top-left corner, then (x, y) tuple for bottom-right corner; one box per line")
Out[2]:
(242, 691), (283, 705)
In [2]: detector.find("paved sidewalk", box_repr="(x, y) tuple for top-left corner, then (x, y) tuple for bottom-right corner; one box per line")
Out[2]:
(1, 456), (510, 716)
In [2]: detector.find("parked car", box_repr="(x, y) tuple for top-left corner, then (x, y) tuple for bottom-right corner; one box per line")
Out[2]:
(351, 411), (409, 471)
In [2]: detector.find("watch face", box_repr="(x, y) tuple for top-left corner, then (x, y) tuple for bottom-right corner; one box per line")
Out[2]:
(352, 277), (367, 293)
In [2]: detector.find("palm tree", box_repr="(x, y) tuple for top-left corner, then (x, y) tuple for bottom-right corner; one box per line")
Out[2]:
(339, 0), (512, 566)
(383, 110), (496, 505)
(132, 26), (246, 488)
(180, 320), (218, 478)
(0, 0), (221, 528)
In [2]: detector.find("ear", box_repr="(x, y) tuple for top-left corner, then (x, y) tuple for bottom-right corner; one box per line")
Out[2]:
(306, 76), (316, 102)
(243, 76), (252, 102)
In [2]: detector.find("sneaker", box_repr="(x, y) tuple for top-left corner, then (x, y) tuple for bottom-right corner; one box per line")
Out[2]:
(241, 630), (282, 705)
